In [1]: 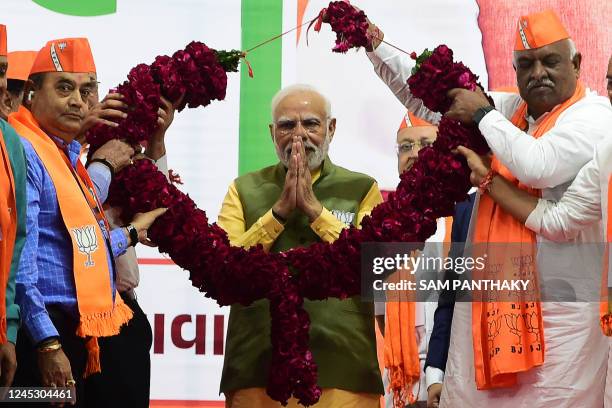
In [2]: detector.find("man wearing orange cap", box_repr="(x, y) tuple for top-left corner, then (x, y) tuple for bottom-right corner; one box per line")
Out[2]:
(9, 38), (166, 405)
(80, 72), (178, 408)
(377, 112), (476, 408)
(2, 51), (37, 115)
(377, 112), (448, 408)
(454, 59), (612, 408)
(0, 23), (27, 392)
(342, 8), (612, 407)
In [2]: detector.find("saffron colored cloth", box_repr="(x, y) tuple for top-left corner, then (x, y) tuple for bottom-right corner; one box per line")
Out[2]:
(15, 135), (128, 343)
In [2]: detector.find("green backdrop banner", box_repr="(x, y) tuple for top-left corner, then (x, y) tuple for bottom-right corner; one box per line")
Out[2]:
(238, 0), (283, 175)
(33, 0), (117, 16)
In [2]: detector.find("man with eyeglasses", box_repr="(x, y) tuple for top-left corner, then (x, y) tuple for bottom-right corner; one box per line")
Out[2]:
(217, 84), (384, 408)
(375, 112), (475, 408)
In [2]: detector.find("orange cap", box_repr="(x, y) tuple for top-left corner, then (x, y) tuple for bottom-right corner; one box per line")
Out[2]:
(514, 9), (570, 51)
(0, 25), (7, 57)
(30, 38), (96, 75)
(398, 111), (434, 131)
(7, 51), (37, 81)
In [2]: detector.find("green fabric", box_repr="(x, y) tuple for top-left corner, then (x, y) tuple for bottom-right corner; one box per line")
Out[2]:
(221, 158), (383, 395)
(0, 120), (25, 344)
(238, 0), (282, 175)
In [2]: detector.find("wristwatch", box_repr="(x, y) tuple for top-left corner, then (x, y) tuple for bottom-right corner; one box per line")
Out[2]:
(473, 105), (495, 126)
(125, 224), (139, 247)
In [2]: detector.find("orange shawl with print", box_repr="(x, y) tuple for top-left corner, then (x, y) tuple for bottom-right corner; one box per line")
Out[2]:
(472, 81), (586, 389)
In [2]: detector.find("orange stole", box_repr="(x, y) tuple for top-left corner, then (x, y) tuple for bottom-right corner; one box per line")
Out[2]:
(9, 107), (132, 375)
(383, 217), (453, 407)
(0, 129), (17, 344)
(472, 82), (586, 389)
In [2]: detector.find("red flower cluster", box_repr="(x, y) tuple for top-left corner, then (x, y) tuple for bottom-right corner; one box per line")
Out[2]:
(323, 1), (370, 53)
(86, 41), (228, 154)
(408, 45), (479, 113)
(98, 36), (490, 405)
(87, 64), (161, 153)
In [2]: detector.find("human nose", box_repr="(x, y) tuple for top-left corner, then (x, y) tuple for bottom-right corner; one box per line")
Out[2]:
(530, 60), (548, 82)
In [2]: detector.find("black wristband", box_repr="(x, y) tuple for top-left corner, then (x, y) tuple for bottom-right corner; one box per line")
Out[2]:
(473, 105), (495, 126)
(272, 209), (287, 224)
(125, 224), (139, 247)
(86, 158), (115, 174)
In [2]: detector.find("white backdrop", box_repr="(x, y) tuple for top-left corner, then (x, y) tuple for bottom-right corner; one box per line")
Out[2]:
(4, 0), (488, 404)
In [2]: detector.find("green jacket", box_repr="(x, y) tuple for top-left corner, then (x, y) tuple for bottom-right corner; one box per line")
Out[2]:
(1, 119), (25, 343)
(220, 158), (383, 395)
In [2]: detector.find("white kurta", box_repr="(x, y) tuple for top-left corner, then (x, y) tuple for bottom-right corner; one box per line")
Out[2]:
(367, 42), (612, 407)
(526, 138), (612, 407)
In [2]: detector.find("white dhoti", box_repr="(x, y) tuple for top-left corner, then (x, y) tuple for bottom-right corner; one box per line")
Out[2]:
(441, 302), (607, 407)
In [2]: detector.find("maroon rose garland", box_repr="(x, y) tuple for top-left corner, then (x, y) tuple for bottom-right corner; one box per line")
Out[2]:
(91, 23), (490, 408)
(310, 0), (371, 53)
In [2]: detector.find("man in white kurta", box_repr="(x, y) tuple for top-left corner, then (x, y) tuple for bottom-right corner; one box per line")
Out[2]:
(354, 8), (612, 408)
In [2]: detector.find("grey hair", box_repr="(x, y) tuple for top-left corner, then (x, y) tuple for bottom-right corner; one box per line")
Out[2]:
(512, 38), (578, 67)
(270, 84), (332, 120)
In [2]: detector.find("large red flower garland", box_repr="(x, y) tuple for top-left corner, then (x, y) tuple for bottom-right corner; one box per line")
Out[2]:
(90, 9), (491, 406)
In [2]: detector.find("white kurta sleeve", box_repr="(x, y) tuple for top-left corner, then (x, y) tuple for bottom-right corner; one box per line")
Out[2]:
(525, 154), (602, 242)
(366, 42), (442, 124)
(478, 99), (612, 188)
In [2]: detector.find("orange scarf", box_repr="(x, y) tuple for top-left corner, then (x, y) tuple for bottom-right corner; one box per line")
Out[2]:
(472, 81), (586, 389)
(0, 129), (16, 344)
(9, 107), (132, 375)
(384, 217), (452, 406)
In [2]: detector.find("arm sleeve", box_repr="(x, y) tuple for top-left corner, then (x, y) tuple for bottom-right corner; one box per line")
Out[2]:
(478, 102), (612, 188)
(524, 155), (602, 241)
(425, 366), (445, 388)
(424, 194), (474, 373)
(87, 162), (112, 203)
(16, 141), (59, 344)
(109, 228), (129, 258)
(155, 155), (170, 179)
(366, 42), (441, 124)
(310, 182), (384, 243)
(217, 182), (284, 251)
(6, 137), (27, 343)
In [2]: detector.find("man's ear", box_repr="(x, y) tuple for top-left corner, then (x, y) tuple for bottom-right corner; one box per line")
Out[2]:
(22, 80), (36, 109)
(269, 123), (275, 141)
(572, 52), (582, 78)
(327, 118), (336, 141)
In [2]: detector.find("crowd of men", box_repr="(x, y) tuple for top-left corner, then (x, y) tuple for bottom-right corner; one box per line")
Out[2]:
(0, 6), (611, 408)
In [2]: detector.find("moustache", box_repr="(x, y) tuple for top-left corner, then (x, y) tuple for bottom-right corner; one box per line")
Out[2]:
(283, 141), (318, 158)
(527, 79), (555, 91)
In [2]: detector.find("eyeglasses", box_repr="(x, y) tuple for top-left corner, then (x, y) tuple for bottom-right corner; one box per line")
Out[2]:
(274, 118), (329, 136)
(396, 140), (433, 155)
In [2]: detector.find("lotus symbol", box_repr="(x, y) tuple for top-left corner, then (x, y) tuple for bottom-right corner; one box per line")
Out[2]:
(487, 316), (501, 350)
(504, 313), (523, 344)
(72, 225), (98, 267)
(523, 311), (541, 342)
